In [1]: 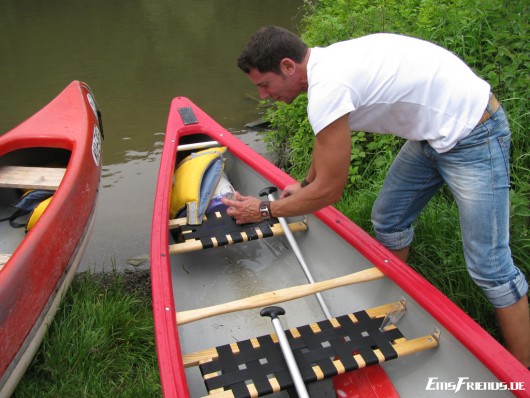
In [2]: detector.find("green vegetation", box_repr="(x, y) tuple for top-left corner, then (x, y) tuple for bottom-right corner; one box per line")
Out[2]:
(14, 271), (161, 397)
(264, 0), (529, 339)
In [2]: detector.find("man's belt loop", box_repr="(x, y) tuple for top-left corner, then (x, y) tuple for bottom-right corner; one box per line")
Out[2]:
(477, 94), (501, 125)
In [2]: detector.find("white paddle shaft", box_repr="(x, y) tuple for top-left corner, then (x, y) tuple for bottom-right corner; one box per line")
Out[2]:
(265, 192), (333, 319)
(270, 315), (309, 398)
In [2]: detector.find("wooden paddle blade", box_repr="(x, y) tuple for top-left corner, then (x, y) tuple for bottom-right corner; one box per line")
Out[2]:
(176, 267), (385, 325)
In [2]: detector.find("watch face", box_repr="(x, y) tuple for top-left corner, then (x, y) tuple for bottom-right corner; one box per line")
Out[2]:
(259, 202), (270, 219)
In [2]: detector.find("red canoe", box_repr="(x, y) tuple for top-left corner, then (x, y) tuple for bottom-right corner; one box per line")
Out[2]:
(0, 81), (103, 396)
(151, 97), (529, 397)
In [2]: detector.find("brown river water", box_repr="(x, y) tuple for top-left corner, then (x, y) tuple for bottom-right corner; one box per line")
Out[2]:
(0, 0), (304, 271)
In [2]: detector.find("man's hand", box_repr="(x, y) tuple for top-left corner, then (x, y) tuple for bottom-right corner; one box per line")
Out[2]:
(279, 182), (302, 199)
(221, 192), (262, 224)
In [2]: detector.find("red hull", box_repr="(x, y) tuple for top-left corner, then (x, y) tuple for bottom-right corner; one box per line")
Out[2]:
(151, 97), (529, 397)
(0, 81), (102, 393)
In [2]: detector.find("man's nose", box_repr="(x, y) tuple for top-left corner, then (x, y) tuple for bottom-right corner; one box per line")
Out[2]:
(258, 87), (269, 99)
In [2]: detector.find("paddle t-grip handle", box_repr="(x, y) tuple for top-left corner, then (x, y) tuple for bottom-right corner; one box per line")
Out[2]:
(259, 186), (278, 197)
(260, 306), (286, 319)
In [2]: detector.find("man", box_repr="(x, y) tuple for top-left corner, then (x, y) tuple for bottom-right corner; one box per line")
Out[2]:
(222, 26), (530, 367)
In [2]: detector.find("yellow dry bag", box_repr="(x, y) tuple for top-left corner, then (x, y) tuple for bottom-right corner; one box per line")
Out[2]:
(26, 196), (53, 232)
(170, 147), (227, 224)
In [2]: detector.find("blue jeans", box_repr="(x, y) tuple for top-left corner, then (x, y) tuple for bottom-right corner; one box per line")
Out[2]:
(372, 105), (528, 308)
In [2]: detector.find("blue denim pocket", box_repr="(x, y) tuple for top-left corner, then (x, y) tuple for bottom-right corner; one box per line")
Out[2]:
(496, 134), (511, 179)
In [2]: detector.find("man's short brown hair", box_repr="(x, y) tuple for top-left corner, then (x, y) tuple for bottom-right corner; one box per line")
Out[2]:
(237, 26), (308, 74)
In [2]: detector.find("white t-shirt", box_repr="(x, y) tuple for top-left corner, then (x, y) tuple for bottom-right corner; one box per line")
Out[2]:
(306, 33), (490, 153)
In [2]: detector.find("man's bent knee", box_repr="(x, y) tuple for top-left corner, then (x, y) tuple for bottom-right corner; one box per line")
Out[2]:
(372, 223), (414, 252)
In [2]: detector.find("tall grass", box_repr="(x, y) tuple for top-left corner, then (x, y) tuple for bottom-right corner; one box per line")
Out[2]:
(14, 271), (161, 397)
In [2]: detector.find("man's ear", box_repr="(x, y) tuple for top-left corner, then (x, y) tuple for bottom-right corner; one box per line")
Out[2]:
(279, 58), (296, 75)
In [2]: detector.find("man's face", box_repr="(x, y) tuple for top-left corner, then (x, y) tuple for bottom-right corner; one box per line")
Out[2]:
(247, 67), (300, 104)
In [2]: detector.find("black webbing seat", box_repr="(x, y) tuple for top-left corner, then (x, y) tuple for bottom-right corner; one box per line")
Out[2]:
(195, 302), (439, 397)
(177, 210), (276, 248)
(169, 209), (307, 254)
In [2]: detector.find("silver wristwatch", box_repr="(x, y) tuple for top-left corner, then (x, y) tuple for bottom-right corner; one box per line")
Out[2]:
(259, 200), (271, 219)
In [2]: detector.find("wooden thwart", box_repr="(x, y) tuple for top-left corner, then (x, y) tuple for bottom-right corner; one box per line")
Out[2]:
(0, 253), (11, 271)
(0, 166), (65, 190)
(183, 301), (439, 398)
(176, 267), (385, 325)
